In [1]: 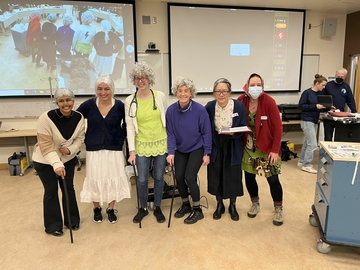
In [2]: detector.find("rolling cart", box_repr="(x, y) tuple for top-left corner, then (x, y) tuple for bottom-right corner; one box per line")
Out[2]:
(309, 141), (360, 254)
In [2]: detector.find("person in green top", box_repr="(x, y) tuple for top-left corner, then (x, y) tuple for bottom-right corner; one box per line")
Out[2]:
(125, 61), (168, 224)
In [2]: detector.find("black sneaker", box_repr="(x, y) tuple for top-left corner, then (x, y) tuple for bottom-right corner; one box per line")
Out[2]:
(93, 207), (103, 223)
(133, 208), (149, 223)
(174, 203), (192, 218)
(153, 206), (166, 223)
(106, 208), (118, 224)
(184, 208), (204, 224)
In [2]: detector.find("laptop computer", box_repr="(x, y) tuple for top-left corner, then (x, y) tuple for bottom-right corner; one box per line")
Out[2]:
(317, 95), (333, 110)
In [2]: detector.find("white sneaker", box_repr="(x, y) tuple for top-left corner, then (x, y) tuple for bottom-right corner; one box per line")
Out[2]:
(301, 165), (317, 174)
(297, 161), (303, 167)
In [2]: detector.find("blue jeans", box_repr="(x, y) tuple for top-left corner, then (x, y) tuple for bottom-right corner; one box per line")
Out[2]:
(299, 121), (318, 166)
(136, 154), (166, 208)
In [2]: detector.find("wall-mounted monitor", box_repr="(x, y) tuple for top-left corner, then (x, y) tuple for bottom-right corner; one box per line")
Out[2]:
(0, 0), (136, 97)
(168, 3), (306, 94)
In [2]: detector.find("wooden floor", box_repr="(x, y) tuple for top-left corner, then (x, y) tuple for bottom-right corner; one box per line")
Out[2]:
(1, 151), (360, 270)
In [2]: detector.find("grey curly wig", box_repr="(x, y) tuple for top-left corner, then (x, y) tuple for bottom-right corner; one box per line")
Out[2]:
(171, 76), (197, 98)
(129, 61), (155, 87)
(62, 14), (73, 26)
(81, 10), (95, 25)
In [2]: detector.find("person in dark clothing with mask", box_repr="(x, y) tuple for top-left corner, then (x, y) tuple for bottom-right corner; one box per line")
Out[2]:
(322, 68), (357, 141)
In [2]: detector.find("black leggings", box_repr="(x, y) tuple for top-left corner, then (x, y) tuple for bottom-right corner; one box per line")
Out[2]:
(244, 171), (283, 202)
(174, 148), (204, 202)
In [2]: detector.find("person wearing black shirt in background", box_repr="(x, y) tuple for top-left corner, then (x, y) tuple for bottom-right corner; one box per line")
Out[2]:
(322, 68), (357, 141)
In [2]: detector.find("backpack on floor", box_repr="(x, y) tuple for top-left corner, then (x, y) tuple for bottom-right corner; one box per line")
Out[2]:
(280, 141), (298, 161)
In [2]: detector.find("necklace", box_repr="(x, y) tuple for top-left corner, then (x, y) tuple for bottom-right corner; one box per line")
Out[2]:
(55, 109), (74, 118)
(178, 100), (193, 113)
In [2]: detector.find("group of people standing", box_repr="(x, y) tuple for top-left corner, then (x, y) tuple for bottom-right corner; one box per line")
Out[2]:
(298, 68), (357, 174)
(34, 61), (285, 237)
(26, 9), (124, 78)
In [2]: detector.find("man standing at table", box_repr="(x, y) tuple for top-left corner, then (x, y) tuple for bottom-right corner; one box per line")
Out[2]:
(322, 68), (357, 141)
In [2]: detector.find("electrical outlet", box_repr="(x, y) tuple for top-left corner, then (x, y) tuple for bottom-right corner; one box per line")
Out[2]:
(152, 17), (157, 24)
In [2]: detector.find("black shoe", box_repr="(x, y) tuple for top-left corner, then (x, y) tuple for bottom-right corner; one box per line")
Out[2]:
(174, 203), (192, 218)
(93, 207), (103, 223)
(229, 203), (239, 221)
(72, 224), (80, 230)
(133, 208), (149, 223)
(213, 201), (225, 220)
(106, 208), (118, 224)
(153, 206), (166, 223)
(47, 230), (63, 237)
(65, 224), (80, 230)
(184, 208), (204, 224)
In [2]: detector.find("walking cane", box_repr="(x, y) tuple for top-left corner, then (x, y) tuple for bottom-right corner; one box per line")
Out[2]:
(59, 175), (74, 243)
(132, 163), (142, 229)
(168, 165), (176, 228)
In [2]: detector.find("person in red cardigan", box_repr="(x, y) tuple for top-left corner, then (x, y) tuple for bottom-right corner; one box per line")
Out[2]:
(237, 73), (284, 226)
(26, 11), (44, 68)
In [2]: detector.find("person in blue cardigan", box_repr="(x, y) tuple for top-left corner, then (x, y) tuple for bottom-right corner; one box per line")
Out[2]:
(166, 76), (212, 224)
(205, 78), (247, 221)
(77, 76), (130, 224)
(298, 74), (327, 174)
(322, 68), (357, 141)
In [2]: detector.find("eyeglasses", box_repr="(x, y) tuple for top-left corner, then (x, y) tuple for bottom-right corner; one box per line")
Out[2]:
(134, 76), (148, 82)
(214, 90), (230, 95)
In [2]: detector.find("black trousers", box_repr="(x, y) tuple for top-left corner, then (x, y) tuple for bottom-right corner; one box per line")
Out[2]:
(244, 171), (283, 202)
(323, 120), (335, 141)
(174, 148), (203, 202)
(34, 157), (80, 233)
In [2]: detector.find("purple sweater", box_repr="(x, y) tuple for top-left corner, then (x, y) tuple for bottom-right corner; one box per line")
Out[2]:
(166, 100), (212, 155)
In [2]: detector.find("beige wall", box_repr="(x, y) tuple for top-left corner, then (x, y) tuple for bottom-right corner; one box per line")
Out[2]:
(0, 3), (348, 163)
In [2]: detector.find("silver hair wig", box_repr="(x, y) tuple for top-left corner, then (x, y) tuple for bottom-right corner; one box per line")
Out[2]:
(95, 76), (115, 95)
(81, 10), (95, 25)
(171, 76), (197, 98)
(212, 78), (232, 92)
(62, 14), (73, 26)
(54, 88), (75, 103)
(30, 10), (41, 17)
(129, 61), (155, 87)
(101, 20), (111, 32)
(47, 13), (56, 22)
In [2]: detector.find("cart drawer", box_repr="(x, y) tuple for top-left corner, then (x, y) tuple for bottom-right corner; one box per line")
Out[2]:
(319, 148), (333, 176)
(317, 175), (331, 203)
(313, 183), (328, 233)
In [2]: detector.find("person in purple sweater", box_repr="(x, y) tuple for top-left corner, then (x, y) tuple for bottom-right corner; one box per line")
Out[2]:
(166, 76), (212, 224)
(56, 14), (75, 61)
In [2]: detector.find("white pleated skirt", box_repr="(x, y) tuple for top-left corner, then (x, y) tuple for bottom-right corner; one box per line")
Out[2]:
(80, 150), (131, 205)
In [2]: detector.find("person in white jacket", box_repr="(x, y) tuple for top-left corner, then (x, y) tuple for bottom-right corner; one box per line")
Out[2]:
(125, 61), (168, 224)
(33, 88), (85, 237)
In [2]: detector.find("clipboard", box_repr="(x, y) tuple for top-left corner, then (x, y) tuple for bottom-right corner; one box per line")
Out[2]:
(218, 126), (252, 134)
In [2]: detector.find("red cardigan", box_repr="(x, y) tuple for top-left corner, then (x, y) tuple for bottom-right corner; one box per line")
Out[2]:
(26, 16), (41, 48)
(237, 93), (283, 155)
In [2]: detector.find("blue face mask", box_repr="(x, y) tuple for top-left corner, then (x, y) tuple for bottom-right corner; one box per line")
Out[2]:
(248, 86), (263, 99)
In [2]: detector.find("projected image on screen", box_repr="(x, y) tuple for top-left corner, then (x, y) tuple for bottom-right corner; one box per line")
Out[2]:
(0, 0), (136, 97)
(168, 4), (305, 94)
